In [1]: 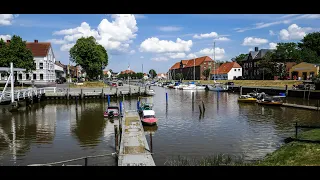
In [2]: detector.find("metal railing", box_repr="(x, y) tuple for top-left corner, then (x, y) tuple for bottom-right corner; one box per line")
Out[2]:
(0, 87), (56, 103)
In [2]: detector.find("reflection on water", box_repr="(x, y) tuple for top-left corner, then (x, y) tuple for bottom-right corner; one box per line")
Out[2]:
(0, 86), (320, 166)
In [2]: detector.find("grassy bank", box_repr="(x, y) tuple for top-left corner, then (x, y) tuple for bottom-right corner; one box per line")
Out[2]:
(165, 129), (320, 166)
(69, 81), (108, 88)
(183, 80), (303, 88)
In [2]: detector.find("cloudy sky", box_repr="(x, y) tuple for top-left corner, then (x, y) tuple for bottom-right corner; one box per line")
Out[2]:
(0, 14), (319, 73)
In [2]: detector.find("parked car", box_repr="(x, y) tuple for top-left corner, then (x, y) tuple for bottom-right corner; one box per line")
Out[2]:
(118, 81), (123, 86)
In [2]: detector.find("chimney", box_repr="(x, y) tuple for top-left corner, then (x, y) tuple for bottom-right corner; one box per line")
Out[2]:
(6, 40), (10, 43)
(34, 40), (38, 43)
(255, 47), (259, 52)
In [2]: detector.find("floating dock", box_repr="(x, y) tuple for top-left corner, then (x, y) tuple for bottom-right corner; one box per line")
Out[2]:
(118, 110), (155, 166)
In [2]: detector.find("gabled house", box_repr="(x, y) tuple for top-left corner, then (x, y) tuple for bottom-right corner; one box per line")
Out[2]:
(168, 56), (215, 80)
(156, 73), (167, 80)
(289, 62), (320, 80)
(211, 62), (242, 80)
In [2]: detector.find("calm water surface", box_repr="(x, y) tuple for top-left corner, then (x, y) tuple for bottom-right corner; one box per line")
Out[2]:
(0, 86), (320, 166)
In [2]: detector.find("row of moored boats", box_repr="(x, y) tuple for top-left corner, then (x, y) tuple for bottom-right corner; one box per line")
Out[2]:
(153, 81), (229, 91)
(238, 91), (285, 106)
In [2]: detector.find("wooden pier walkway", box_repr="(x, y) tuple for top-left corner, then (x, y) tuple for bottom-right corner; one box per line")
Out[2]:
(118, 110), (155, 166)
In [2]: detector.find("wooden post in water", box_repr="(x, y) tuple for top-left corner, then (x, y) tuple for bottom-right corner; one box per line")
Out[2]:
(114, 125), (119, 153)
(199, 105), (202, 115)
(75, 96), (78, 110)
(240, 86), (243, 95)
(295, 122), (298, 139)
(150, 133), (153, 153)
(202, 101), (205, 113)
(192, 92), (194, 104)
(81, 89), (83, 100)
(166, 93), (168, 104)
(303, 90), (306, 99)
(67, 89), (69, 100)
(119, 125), (122, 149)
(101, 88), (104, 99)
(85, 157), (88, 166)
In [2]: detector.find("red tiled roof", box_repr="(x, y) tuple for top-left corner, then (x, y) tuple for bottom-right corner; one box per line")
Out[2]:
(121, 70), (135, 74)
(169, 62), (180, 70)
(184, 56), (213, 68)
(26, 42), (51, 57)
(181, 60), (189, 65)
(211, 62), (241, 75)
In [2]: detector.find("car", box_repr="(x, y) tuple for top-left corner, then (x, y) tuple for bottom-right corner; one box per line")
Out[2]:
(118, 81), (123, 86)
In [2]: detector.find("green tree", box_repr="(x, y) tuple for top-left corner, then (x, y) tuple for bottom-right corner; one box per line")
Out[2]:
(234, 54), (247, 64)
(0, 35), (35, 72)
(257, 51), (276, 80)
(69, 36), (108, 80)
(149, 69), (157, 79)
(300, 48), (320, 64)
(272, 42), (301, 62)
(298, 31), (320, 56)
(135, 72), (144, 79)
(175, 73), (183, 81)
(202, 68), (211, 80)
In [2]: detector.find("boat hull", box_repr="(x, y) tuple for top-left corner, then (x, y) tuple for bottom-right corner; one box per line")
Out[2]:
(238, 99), (257, 103)
(141, 117), (157, 126)
(257, 101), (283, 106)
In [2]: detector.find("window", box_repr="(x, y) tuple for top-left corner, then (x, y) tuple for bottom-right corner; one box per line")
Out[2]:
(40, 74), (43, 80)
(33, 74), (37, 80)
(39, 63), (43, 69)
(238, 69), (240, 71)
(234, 69), (236, 71)
(26, 74), (30, 80)
(208, 62), (211, 66)
(19, 74), (22, 80)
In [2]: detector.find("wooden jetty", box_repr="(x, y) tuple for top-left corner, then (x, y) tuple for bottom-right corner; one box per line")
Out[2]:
(118, 110), (155, 166)
(282, 103), (320, 111)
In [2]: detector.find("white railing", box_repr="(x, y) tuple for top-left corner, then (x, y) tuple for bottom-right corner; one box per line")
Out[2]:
(0, 87), (56, 103)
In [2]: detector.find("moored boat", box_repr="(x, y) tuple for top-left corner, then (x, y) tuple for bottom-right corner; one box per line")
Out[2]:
(207, 83), (228, 92)
(146, 89), (156, 96)
(257, 96), (283, 106)
(104, 106), (120, 118)
(238, 95), (257, 103)
(141, 110), (158, 126)
(182, 84), (197, 90)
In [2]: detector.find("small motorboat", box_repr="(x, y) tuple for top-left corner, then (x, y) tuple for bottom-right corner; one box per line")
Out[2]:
(257, 96), (283, 106)
(138, 102), (153, 114)
(182, 84), (197, 90)
(238, 95), (257, 103)
(196, 85), (206, 90)
(146, 89), (156, 96)
(104, 106), (120, 118)
(141, 110), (158, 126)
(207, 83), (228, 92)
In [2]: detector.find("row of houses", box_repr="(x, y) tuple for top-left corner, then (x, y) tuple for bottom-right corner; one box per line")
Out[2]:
(0, 39), (84, 85)
(168, 47), (320, 81)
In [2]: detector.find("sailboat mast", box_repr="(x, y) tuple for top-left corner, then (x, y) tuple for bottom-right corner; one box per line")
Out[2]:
(213, 41), (216, 81)
(193, 58), (195, 81)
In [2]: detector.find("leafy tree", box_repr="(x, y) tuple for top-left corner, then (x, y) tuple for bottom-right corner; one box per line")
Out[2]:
(202, 68), (211, 80)
(135, 72), (144, 79)
(175, 73), (183, 80)
(300, 48), (320, 64)
(0, 35), (35, 72)
(257, 51), (276, 80)
(69, 36), (108, 79)
(149, 69), (157, 79)
(234, 54), (247, 65)
(272, 42), (301, 62)
(298, 31), (320, 56)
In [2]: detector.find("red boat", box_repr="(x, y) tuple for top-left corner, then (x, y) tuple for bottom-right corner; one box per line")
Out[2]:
(141, 110), (158, 126)
(104, 106), (120, 118)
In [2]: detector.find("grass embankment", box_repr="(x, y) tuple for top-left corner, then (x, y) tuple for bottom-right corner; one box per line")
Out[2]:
(183, 80), (303, 88)
(165, 129), (320, 166)
(69, 81), (108, 88)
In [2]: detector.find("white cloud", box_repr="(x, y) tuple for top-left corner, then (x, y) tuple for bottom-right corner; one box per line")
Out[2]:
(279, 24), (312, 40)
(134, 14), (147, 19)
(214, 37), (230, 41)
(165, 52), (186, 59)
(269, 42), (277, 49)
(47, 39), (66, 45)
(279, 14), (299, 19)
(269, 30), (276, 36)
(249, 48), (253, 51)
(0, 34), (11, 41)
(140, 56), (144, 59)
(60, 43), (75, 51)
(139, 37), (193, 53)
(186, 53), (197, 59)
(129, 50), (135, 54)
(193, 32), (218, 39)
(196, 47), (225, 60)
(0, 14), (15, 26)
(242, 37), (268, 46)
(151, 57), (169, 62)
(158, 26), (182, 32)
(53, 14), (138, 54)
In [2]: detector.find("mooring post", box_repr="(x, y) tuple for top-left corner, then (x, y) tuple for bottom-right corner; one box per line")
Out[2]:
(119, 125), (122, 149)
(137, 100), (140, 110)
(192, 92), (194, 104)
(166, 92), (168, 104)
(75, 96), (78, 109)
(119, 101), (123, 116)
(199, 104), (202, 115)
(107, 95), (110, 106)
(101, 88), (104, 99)
(114, 125), (119, 153)
(150, 133), (153, 153)
(85, 157), (88, 166)
(116, 87), (118, 97)
(295, 122), (298, 139)
(202, 101), (205, 113)
(240, 86), (243, 95)
(81, 89), (83, 100)
(67, 89), (69, 100)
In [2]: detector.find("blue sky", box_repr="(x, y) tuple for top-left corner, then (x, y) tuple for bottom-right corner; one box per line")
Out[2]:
(1, 14), (319, 73)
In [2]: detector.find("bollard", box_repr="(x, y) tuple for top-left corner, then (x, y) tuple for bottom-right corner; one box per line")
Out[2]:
(202, 101), (205, 113)
(107, 95), (110, 106)
(166, 93), (168, 104)
(114, 125), (119, 153)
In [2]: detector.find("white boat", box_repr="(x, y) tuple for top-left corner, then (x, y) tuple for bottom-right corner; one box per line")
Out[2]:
(146, 89), (156, 96)
(196, 85), (206, 90)
(182, 84), (197, 90)
(207, 83), (228, 92)
(177, 83), (188, 89)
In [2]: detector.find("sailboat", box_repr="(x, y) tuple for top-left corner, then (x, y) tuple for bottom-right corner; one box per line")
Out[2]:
(207, 41), (228, 92)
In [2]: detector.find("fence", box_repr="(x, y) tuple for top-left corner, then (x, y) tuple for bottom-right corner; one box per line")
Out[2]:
(293, 122), (320, 143)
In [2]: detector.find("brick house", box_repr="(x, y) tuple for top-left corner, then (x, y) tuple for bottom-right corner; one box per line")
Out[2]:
(168, 56), (215, 80)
